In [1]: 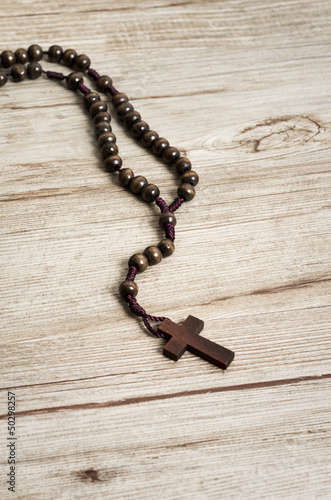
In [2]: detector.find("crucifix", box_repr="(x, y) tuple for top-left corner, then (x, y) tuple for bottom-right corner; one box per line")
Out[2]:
(158, 315), (235, 369)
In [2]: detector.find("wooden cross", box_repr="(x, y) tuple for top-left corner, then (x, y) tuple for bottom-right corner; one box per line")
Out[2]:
(158, 315), (235, 369)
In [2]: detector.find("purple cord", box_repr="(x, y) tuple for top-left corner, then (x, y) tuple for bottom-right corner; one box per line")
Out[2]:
(126, 296), (167, 337)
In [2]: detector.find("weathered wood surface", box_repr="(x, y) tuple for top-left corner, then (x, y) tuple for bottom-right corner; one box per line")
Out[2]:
(0, 0), (330, 498)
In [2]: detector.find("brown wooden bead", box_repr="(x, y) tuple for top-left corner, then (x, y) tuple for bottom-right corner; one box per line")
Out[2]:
(141, 183), (160, 203)
(0, 72), (8, 87)
(62, 48), (77, 66)
(98, 132), (117, 147)
(74, 54), (90, 71)
(84, 91), (100, 109)
(178, 183), (196, 201)
(163, 146), (180, 164)
(48, 45), (63, 63)
(66, 72), (83, 90)
(104, 155), (122, 172)
(130, 175), (148, 194)
(181, 170), (199, 186)
(97, 75), (112, 92)
(101, 142), (119, 160)
(27, 44), (43, 62)
(119, 280), (138, 299)
(119, 168), (134, 187)
(159, 211), (177, 229)
(27, 62), (42, 79)
(131, 120), (150, 138)
(95, 122), (111, 137)
(128, 253), (148, 273)
(1, 50), (16, 68)
(153, 137), (170, 156)
(144, 246), (162, 266)
(94, 111), (111, 125)
(141, 130), (159, 148)
(89, 100), (107, 117)
(11, 64), (27, 82)
(158, 239), (175, 257)
(116, 102), (134, 120)
(124, 110), (141, 128)
(15, 48), (28, 64)
(112, 92), (128, 108)
(175, 156), (192, 175)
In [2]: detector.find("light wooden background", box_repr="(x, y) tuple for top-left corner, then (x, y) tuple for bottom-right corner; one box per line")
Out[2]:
(0, 1), (330, 498)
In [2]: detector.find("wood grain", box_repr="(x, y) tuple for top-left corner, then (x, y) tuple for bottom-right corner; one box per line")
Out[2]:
(0, 0), (330, 498)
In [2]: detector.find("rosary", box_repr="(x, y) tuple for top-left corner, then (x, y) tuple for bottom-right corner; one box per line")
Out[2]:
(1, 44), (235, 370)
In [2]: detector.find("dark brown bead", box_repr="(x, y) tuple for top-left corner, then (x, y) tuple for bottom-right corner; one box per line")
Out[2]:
(116, 102), (134, 120)
(98, 132), (117, 147)
(11, 63), (27, 82)
(0, 72), (8, 87)
(1, 50), (16, 68)
(97, 75), (112, 92)
(181, 170), (199, 186)
(62, 48), (77, 66)
(104, 155), (122, 172)
(131, 120), (150, 138)
(178, 183), (196, 201)
(119, 168), (134, 187)
(27, 62), (42, 79)
(175, 156), (192, 175)
(66, 72), (83, 90)
(158, 239), (175, 257)
(141, 130), (159, 148)
(119, 280), (138, 299)
(94, 111), (111, 125)
(89, 100), (107, 117)
(95, 122), (111, 137)
(124, 110), (141, 128)
(144, 246), (162, 266)
(128, 253), (148, 273)
(74, 54), (90, 72)
(159, 211), (177, 229)
(130, 175), (148, 194)
(112, 92), (129, 108)
(15, 48), (28, 64)
(48, 45), (63, 63)
(153, 137), (170, 156)
(84, 91), (100, 109)
(27, 44), (43, 62)
(101, 142), (119, 160)
(163, 146), (180, 164)
(141, 184), (160, 203)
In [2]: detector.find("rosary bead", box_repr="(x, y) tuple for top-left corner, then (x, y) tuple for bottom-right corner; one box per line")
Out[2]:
(48, 45), (63, 63)
(89, 100), (107, 117)
(153, 137), (170, 156)
(119, 168), (134, 187)
(124, 110), (141, 128)
(0, 72), (8, 87)
(66, 71), (83, 90)
(97, 75), (113, 92)
(144, 246), (163, 266)
(163, 146), (181, 164)
(181, 170), (199, 186)
(112, 92), (129, 108)
(101, 142), (119, 160)
(119, 280), (138, 299)
(130, 175), (148, 194)
(15, 48), (28, 64)
(104, 155), (122, 172)
(95, 122), (111, 137)
(74, 54), (91, 72)
(159, 211), (177, 229)
(141, 130), (159, 148)
(62, 48), (77, 66)
(128, 253), (148, 273)
(27, 44), (43, 62)
(1, 50), (16, 68)
(178, 183), (196, 201)
(116, 102), (134, 120)
(175, 156), (192, 175)
(11, 63), (27, 82)
(94, 111), (111, 125)
(27, 62), (42, 79)
(98, 132), (117, 147)
(131, 120), (150, 138)
(141, 183), (160, 203)
(158, 239), (175, 257)
(84, 91), (100, 109)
